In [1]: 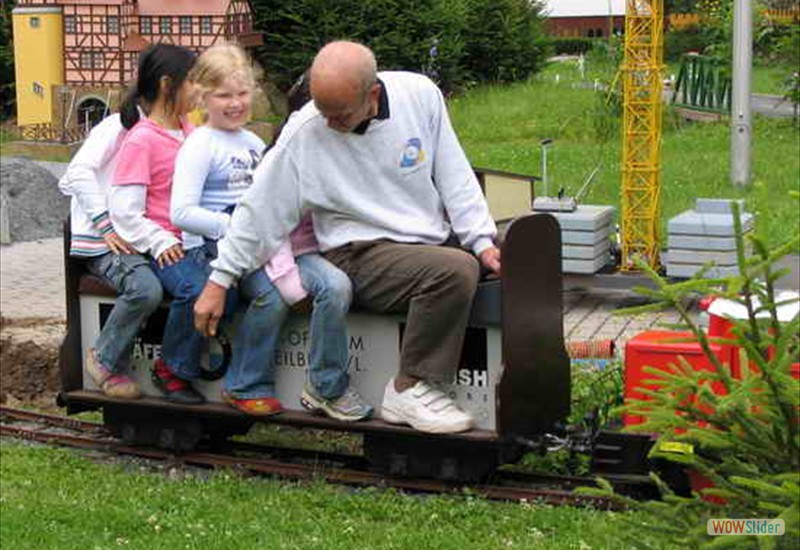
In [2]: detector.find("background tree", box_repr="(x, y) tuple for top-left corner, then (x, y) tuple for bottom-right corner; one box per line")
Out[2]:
(0, 0), (15, 121)
(249, 0), (548, 94)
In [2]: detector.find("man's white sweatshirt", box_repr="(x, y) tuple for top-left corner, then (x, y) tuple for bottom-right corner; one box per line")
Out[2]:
(210, 71), (496, 288)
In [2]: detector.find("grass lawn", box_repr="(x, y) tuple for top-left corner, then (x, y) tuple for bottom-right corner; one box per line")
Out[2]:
(0, 441), (676, 550)
(450, 61), (800, 249)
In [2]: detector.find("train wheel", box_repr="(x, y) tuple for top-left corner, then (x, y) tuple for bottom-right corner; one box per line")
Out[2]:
(363, 432), (506, 483)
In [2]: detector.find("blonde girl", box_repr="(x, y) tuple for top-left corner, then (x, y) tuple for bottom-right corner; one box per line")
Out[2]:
(171, 44), (371, 420)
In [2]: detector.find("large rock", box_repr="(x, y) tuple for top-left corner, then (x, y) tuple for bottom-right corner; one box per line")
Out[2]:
(0, 157), (70, 243)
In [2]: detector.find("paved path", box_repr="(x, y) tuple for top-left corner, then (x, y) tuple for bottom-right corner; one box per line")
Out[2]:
(0, 237), (688, 347)
(1, 238), (66, 320)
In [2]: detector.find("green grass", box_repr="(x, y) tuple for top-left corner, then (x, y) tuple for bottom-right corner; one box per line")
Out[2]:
(450, 61), (800, 248)
(0, 441), (676, 550)
(751, 62), (798, 96)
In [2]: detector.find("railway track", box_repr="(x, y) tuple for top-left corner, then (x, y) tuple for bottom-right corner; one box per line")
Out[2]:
(0, 406), (623, 509)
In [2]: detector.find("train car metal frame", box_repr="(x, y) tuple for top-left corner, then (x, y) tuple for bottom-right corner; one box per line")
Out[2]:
(57, 210), (574, 481)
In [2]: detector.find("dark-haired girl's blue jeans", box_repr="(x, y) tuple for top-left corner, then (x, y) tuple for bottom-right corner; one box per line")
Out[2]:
(150, 246), (219, 380)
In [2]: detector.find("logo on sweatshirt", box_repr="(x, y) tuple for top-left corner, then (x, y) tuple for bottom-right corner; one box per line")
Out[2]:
(399, 138), (425, 168)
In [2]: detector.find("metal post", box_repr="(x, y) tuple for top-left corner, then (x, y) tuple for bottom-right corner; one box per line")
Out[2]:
(540, 138), (552, 198)
(730, 0), (752, 187)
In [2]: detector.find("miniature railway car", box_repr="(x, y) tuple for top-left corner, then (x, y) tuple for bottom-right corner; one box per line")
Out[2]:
(57, 210), (573, 481)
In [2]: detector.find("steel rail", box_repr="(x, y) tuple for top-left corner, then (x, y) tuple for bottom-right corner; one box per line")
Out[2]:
(1, 407), (620, 509)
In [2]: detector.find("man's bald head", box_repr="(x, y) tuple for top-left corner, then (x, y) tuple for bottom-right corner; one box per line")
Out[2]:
(309, 41), (380, 132)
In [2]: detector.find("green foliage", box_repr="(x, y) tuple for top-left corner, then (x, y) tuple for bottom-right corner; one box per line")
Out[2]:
(665, 24), (713, 61)
(570, 359), (624, 432)
(579, 201), (800, 548)
(460, 0), (548, 85)
(0, 0), (14, 121)
(249, 0), (548, 93)
(666, 0), (698, 13)
(773, 24), (800, 67)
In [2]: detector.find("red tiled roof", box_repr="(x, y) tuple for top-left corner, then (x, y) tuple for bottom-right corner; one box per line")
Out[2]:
(137, 0), (234, 16)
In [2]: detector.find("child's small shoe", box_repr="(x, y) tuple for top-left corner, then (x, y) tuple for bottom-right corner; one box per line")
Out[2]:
(85, 348), (141, 399)
(222, 391), (283, 417)
(151, 359), (205, 405)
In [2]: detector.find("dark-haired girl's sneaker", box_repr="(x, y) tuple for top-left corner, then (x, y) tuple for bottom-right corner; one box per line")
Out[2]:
(86, 348), (141, 399)
(151, 359), (205, 405)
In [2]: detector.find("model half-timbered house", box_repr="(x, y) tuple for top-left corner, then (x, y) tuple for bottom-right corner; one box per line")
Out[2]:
(12, 0), (261, 140)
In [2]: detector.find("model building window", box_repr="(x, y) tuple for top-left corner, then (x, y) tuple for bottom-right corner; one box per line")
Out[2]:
(180, 16), (192, 34)
(140, 16), (152, 35)
(107, 16), (119, 34)
(80, 52), (92, 69)
(200, 16), (212, 34)
(93, 52), (105, 69)
(65, 15), (76, 33)
(32, 82), (44, 96)
(160, 17), (171, 34)
(29, 17), (40, 28)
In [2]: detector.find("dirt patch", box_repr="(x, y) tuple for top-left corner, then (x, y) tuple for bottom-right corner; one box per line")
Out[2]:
(0, 316), (64, 408)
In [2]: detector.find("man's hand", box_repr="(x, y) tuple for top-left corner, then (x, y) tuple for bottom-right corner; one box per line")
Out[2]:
(478, 246), (501, 276)
(156, 244), (185, 267)
(104, 231), (135, 255)
(194, 280), (227, 337)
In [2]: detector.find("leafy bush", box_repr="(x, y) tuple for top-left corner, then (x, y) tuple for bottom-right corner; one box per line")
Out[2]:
(551, 37), (595, 56)
(0, 2), (14, 121)
(665, 24), (711, 60)
(582, 200), (800, 548)
(460, 0), (548, 84)
(773, 24), (800, 67)
(250, 0), (548, 93)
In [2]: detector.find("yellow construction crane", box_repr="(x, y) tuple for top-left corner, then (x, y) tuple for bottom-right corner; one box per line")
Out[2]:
(620, 0), (664, 271)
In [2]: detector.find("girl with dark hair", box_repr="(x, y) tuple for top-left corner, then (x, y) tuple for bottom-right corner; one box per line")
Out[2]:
(108, 43), (206, 404)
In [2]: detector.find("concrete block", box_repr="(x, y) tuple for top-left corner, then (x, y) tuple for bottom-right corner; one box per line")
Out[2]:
(666, 248), (740, 266)
(668, 210), (754, 236)
(695, 198), (746, 214)
(666, 263), (740, 279)
(550, 205), (615, 232)
(563, 252), (610, 274)
(562, 224), (611, 245)
(668, 234), (743, 251)
(563, 239), (610, 260)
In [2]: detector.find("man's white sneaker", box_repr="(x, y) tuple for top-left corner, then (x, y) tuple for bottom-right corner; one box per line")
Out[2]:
(381, 378), (474, 434)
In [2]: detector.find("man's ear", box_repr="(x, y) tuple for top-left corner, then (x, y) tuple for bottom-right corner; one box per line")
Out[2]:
(368, 82), (381, 102)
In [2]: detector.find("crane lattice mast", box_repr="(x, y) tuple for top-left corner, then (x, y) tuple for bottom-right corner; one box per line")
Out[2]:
(620, 0), (664, 271)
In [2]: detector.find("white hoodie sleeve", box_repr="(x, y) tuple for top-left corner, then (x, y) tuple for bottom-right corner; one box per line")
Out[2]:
(209, 146), (303, 288)
(109, 133), (180, 258)
(426, 80), (497, 255)
(171, 130), (231, 240)
(57, 114), (124, 226)
(109, 184), (180, 258)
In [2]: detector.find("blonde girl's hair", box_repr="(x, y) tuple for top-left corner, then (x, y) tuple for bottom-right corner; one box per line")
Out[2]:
(189, 43), (262, 100)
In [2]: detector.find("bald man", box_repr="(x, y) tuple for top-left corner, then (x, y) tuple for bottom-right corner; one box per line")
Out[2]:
(195, 41), (500, 434)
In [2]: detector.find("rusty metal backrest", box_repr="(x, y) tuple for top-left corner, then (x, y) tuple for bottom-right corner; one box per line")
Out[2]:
(497, 213), (570, 438)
